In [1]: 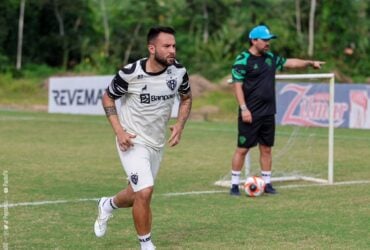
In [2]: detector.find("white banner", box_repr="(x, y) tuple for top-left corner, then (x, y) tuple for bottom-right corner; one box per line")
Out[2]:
(48, 76), (112, 115)
(48, 76), (179, 117)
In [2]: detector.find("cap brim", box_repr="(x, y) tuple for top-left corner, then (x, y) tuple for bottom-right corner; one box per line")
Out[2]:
(263, 35), (277, 39)
(249, 35), (277, 40)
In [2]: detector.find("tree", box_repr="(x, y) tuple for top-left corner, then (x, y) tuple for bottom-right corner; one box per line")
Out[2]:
(16, 0), (26, 70)
(308, 0), (316, 57)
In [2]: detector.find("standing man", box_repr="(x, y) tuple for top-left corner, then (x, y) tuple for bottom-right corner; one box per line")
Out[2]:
(229, 25), (324, 195)
(93, 26), (192, 250)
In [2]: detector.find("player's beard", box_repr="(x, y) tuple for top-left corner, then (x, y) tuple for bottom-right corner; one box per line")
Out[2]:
(154, 52), (175, 67)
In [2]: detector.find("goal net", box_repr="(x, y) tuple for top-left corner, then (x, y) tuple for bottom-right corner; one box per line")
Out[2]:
(215, 73), (335, 187)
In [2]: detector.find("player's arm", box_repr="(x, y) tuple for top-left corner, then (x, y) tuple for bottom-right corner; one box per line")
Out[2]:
(232, 82), (252, 123)
(102, 91), (124, 136)
(284, 58), (325, 70)
(103, 71), (136, 151)
(168, 92), (192, 147)
(168, 72), (192, 147)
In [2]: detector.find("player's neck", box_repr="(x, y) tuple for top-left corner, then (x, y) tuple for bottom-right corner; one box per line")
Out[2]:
(248, 47), (262, 56)
(146, 58), (166, 73)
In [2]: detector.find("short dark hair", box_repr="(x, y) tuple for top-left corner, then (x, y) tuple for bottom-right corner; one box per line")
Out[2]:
(147, 26), (176, 44)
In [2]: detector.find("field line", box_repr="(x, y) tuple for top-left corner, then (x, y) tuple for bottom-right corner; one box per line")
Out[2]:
(1, 180), (369, 209)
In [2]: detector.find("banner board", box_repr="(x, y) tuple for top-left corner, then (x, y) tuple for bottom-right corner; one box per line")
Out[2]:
(48, 76), (370, 129)
(276, 82), (370, 129)
(48, 76), (179, 117)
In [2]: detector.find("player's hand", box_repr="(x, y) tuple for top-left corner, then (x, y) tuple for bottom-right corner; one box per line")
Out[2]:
(116, 130), (136, 151)
(168, 124), (183, 147)
(241, 109), (252, 123)
(312, 61), (325, 69)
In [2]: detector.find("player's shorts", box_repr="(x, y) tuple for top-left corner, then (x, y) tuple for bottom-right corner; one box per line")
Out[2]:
(237, 115), (275, 148)
(116, 140), (163, 192)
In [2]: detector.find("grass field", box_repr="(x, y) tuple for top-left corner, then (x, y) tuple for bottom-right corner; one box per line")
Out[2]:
(1, 110), (369, 249)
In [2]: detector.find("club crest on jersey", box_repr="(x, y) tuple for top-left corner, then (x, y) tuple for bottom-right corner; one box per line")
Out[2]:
(167, 79), (177, 91)
(131, 173), (138, 185)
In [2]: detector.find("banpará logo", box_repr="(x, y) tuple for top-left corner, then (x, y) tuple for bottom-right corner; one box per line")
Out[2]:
(140, 93), (176, 104)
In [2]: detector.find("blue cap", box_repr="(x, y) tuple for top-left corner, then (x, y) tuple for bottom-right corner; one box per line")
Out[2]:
(249, 25), (277, 40)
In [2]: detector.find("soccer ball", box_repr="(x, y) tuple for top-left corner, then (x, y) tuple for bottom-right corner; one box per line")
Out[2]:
(244, 176), (266, 197)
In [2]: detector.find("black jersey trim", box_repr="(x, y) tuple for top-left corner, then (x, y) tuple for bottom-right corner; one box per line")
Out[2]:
(173, 60), (184, 69)
(122, 61), (137, 74)
(107, 73), (129, 99)
(178, 72), (191, 95)
(140, 59), (167, 76)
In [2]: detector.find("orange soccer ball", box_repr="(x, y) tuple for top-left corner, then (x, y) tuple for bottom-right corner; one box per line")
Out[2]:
(244, 176), (266, 197)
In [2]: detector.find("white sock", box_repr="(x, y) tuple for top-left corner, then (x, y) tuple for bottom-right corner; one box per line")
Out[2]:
(138, 233), (155, 250)
(102, 197), (118, 213)
(261, 171), (271, 184)
(231, 170), (241, 185)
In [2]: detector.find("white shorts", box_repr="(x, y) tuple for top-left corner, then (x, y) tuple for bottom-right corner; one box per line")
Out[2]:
(116, 140), (163, 192)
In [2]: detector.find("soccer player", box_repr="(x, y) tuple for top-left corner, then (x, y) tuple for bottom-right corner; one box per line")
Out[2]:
(229, 25), (324, 195)
(93, 26), (192, 250)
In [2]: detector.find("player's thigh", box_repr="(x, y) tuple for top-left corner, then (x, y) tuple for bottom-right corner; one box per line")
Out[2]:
(238, 118), (259, 148)
(258, 115), (275, 146)
(149, 147), (163, 180)
(115, 142), (154, 192)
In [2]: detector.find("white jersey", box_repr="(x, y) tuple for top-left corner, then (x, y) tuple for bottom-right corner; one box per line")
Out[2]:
(106, 58), (191, 149)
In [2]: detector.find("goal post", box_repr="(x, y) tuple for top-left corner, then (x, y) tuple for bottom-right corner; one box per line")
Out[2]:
(215, 73), (335, 187)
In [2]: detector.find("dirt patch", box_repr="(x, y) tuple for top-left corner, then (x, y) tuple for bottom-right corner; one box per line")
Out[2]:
(189, 74), (219, 98)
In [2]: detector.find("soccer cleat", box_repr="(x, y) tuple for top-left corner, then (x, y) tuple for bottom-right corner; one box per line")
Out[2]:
(264, 183), (277, 194)
(229, 184), (240, 196)
(94, 197), (113, 237)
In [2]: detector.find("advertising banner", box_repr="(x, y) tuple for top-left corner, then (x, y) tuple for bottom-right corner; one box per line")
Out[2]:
(276, 82), (370, 129)
(48, 76), (179, 117)
(48, 76), (370, 129)
(48, 76), (111, 115)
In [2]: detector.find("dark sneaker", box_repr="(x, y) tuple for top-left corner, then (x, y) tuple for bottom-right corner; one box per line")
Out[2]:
(230, 184), (240, 196)
(264, 183), (277, 194)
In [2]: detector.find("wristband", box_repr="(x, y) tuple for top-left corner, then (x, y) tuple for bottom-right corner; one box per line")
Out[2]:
(240, 105), (248, 111)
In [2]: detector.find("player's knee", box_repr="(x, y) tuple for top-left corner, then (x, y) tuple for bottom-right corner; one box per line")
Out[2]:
(236, 147), (249, 156)
(134, 186), (153, 203)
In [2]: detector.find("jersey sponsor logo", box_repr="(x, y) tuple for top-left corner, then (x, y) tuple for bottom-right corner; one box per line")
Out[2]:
(140, 93), (150, 103)
(140, 93), (176, 104)
(167, 79), (177, 90)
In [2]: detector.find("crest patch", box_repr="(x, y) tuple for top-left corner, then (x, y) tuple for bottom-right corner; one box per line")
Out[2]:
(131, 173), (138, 185)
(167, 79), (177, 91)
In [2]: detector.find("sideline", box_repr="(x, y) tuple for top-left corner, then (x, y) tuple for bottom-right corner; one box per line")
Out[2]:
(1, 180), (370, 209)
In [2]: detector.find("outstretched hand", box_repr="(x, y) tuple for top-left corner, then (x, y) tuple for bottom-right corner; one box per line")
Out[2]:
(312, 61), (325, 69)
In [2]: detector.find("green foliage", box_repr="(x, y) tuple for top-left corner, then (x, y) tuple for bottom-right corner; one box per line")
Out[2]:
(0, 0), (369, 82)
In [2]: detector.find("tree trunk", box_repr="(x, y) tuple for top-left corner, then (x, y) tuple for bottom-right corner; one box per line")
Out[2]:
(16, 0), (26, 70)
(308, 0), (316, 57)
(100, 0), (110, 57)
(202, 2), (209, 44)
(123, 23), (141, 66)
(295, 0), (302, 38)
(53, 0), (68, 69)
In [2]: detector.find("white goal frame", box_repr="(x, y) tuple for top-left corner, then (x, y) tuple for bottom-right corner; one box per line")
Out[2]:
(215, 73), (335, 187)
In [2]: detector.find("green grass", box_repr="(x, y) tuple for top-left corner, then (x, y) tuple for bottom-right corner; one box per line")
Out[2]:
(0, 110), (369, 249)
